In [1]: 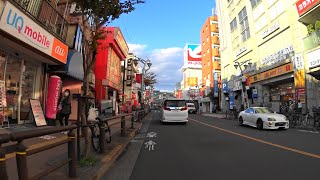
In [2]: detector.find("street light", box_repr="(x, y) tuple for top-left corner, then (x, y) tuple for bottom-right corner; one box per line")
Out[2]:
(234, 59), (252, 110)
(130, 55), (152, 108)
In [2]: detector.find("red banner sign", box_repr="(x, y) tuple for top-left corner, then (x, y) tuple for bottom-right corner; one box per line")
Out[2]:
(296, 0), (320, 16)
(45, 76), (61, 119)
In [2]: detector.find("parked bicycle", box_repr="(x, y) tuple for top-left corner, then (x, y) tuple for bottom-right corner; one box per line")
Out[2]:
(89, 107), (112, 152)
(225, 108), (239, 120)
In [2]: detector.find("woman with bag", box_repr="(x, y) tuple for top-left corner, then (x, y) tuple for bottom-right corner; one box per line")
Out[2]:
(57, 89), (72, 126)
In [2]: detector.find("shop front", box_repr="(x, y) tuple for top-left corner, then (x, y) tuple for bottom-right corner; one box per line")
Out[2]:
(0, 2), (68, 125)
(249, 63), (295, 112)
(95, 27), (129, 115)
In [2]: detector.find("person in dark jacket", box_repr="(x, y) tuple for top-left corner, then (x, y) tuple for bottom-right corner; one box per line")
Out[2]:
(57, 89), (72, 126)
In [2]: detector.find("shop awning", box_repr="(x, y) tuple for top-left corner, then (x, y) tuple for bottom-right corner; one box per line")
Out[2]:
(49, 51), (84, 81)
(308, 67), (320, 80)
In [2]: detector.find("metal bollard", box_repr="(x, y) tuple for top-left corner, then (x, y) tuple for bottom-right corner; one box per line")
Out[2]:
(131, 114), (134, 129)
(99, 123), (106, 153)
(0, 147), (8, 180)
(16, 142), (28, 180)
(121, 116), (125, 137)
(68, 130), (77, 177)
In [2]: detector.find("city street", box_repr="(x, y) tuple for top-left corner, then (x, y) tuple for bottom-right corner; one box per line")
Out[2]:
(104, 111), (320, 180)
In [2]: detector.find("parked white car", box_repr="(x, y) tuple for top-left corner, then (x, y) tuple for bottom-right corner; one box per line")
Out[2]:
(160, 99), (188, 124)
(238, 107), (289, 130)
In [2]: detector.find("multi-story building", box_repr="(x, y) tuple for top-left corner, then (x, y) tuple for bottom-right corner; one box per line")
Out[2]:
(200, 14), (221, 113)
(217, 0), (309, 113)
(181, 44), (202, 100)
(295, 0), (320, 111)
(0, 0), (80, 125)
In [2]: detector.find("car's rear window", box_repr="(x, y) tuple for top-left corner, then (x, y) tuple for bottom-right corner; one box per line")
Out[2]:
(165, 100), (186, 107)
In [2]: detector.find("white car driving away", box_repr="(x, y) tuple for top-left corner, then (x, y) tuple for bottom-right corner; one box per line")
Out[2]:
(160, 99), (188, 124)
(238, 107), (289, 130)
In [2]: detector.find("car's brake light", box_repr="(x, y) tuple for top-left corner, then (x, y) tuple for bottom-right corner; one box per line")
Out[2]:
(163, 106), (171, 111)
(181, 106), (187, 111)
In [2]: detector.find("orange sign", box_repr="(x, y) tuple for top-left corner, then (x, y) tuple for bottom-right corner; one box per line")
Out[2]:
(249, 63), (293, 83)
(294, 70), (305, 88)
(187, 77), (198, 86)
(51, 38), (68, 64)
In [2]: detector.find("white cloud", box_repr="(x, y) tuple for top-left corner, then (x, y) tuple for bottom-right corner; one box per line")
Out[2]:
(131, 44), (184, 91)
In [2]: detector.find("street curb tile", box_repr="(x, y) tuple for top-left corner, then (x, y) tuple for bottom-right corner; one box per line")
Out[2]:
(91, 127), (140, 180)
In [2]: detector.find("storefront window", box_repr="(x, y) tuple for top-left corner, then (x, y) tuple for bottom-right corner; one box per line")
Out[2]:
(3, 56), (41, 124)
(270, 82), (295, 112)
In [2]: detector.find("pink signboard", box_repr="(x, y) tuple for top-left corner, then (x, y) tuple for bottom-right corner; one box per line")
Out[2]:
(45, 76), (61, 119)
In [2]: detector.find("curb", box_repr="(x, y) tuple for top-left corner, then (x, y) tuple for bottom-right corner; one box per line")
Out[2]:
(290, 126), (320, 131)
(91, 123), (143, 180)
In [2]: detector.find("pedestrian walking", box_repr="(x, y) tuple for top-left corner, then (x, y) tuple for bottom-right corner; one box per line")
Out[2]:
(57, 89), (72, 126)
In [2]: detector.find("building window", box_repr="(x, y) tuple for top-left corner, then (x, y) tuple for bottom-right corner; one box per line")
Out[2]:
(269, 1), (285, 20)
(206, 37), (209, 42)
(207, 74), (210, 79)
(238, 7), (250, 42)
(250, 0), (261, 9)
(230, 17), (237, 32)
(206, 25), (208, 31)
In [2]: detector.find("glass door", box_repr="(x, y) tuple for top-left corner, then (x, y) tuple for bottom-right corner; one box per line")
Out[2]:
(5, 57), (22, 124)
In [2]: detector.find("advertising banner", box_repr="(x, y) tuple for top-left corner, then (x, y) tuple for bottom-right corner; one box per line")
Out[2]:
(294, 70), (305, 89)
(184, 44), (202, 68)
(0, 80), (6, 123)
(45, 76), (61, 119)
(296, 0), (320, 16)
(214, 73), (218, 97)
(187, 77), (198, 87)
(229, 90), (234, 110)
(30, 99), (47, 126)
(0, 2), (68, 63)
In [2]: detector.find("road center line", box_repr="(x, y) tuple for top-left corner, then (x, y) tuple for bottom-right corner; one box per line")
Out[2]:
(189, 118), (320, 159)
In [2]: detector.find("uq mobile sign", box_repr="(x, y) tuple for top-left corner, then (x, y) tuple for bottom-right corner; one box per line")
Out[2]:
(0, 2), (68, 64)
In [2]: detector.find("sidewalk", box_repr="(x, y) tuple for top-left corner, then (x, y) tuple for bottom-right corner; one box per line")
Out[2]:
(2, 115), (148, 180)
(201, 113), (320, 131)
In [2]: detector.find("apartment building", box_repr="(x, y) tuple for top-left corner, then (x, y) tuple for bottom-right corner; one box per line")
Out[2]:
(217, 0), (309, 113)
(200, 14), (221, 112)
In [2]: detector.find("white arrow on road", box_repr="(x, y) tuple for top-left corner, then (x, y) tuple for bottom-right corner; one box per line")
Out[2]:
(146, 132), (157, 138)
(145, 140), (156, 151)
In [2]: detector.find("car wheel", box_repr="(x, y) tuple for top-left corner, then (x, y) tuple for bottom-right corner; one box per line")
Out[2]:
(239, 117), (244, 126)
(257, 119), (263, 130)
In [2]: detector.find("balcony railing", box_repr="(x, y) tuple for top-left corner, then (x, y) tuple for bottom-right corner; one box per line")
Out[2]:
(11, 0), (68, 41)
(303, 29), (320, 51)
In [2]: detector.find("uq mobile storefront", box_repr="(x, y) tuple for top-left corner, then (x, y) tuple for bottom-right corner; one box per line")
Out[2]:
(0, 1), (68, 125)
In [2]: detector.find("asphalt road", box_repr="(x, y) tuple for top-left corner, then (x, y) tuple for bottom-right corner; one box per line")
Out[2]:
(104, 111), (320, 180)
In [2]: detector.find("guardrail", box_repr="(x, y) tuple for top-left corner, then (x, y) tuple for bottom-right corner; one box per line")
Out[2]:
(0, 125), (77, 180)
(0, 110), (149, 180)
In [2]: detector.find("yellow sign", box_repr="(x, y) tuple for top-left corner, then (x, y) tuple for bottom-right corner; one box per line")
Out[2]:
(294, 70), (305, 88)
(249, 63), (293, 84)
(187, 77), (198, 86)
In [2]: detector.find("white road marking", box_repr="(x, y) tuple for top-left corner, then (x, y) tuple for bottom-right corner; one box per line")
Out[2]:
(298, 130), (319, 134)
(145, 140), (156, 151)
(146, 132), (157, 138)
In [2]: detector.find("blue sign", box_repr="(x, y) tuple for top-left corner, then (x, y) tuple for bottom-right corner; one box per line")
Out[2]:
(252, 89), (258, 98)
(229, 90), (234, 109)
(214, 73), (218, 97)
(222, 81), (228, 93)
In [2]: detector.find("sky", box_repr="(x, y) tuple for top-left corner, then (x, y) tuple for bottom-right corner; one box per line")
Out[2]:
(111, 0), (216, 91)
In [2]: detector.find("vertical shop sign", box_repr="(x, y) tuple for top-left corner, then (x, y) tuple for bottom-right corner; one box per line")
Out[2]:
(0, 80), (7, 123)
(229, 90), (234, 110)
(45, 76), (62, 119)
(126, 59), (132, 86)
(252, 89), (258, 98)
(222, 81), (228, 93)
(214, 73), (219, 97)
(30, 99), (47, 126)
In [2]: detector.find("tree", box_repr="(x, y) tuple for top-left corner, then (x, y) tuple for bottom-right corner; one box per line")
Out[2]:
(70, 0), (144, 157)
(144, 71), (157, 89)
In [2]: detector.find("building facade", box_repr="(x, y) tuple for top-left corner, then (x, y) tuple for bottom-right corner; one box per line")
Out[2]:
(217, 0), (309, 113)
(95, 27), (129, 115)
(200, 14), (221, 113)
(0, 0), (71, 125)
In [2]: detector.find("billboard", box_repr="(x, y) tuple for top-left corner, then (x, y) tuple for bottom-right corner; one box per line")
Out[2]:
(187, 77), (198, 87)
(184, 44), (202, 68)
